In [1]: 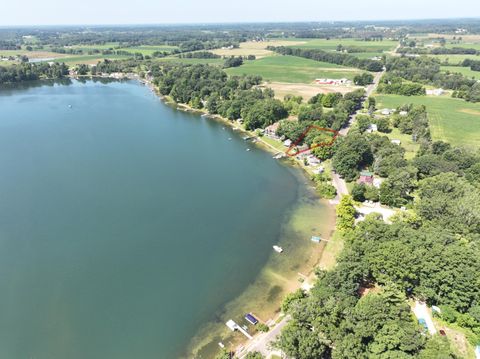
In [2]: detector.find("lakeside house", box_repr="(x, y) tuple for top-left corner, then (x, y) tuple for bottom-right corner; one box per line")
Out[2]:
(358, 170), (374, 185)
(283, 139), (292, 147)
(264, 122), (280, 139)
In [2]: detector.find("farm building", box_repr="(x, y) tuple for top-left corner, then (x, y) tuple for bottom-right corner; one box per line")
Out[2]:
(358, 171), (374, 185)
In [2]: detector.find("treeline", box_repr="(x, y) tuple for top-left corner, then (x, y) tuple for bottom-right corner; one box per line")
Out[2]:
(462, 59), (480, 72)
(0, 62), (69, 84)
(386, 56), (480, 102)
(179, 51), (220, 59)
(267, 46), (384, 72)
(377, 73), (426, 96)
(397, 46), (479, 55)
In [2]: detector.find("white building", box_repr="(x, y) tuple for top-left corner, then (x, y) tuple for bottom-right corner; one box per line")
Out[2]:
(426, 88), (444, 96)
(366, 124), (378, 133)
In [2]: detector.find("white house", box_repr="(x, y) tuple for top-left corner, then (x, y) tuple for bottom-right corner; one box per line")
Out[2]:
(391, 139), (401, 145)
(399, 111), (408, 116)
(381, 108), (393, 116)
(283, 139), (292, 147)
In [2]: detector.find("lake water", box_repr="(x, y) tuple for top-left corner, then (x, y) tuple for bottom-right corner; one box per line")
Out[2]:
(0, 79), (335, 359)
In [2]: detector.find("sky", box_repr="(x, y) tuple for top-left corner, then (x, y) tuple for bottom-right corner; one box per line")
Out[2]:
(2, 0), (480, 26)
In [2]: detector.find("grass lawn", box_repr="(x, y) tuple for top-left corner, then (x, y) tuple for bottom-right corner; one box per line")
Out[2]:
(385, 127), (420, 159)
(375, 94), (480, 148)
(225, 55), (361, 83)
(441, 65), (480, 80)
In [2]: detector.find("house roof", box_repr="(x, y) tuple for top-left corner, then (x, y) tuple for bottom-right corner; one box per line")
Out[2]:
(360, 171), (373, 177)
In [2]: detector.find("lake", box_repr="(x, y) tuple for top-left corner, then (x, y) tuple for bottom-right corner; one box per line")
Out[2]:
(0, 79), (334, 359)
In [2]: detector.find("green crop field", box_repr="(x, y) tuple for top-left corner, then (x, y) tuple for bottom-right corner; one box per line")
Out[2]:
(60, 54), (132, 64)
(116, 45), (179, 55)
(160, 57), (224, 65)
(441, 66), (480, 80)
(225, 55), (361, 83)
(287, 38), (398, 53)
(375, 94), (480, 148)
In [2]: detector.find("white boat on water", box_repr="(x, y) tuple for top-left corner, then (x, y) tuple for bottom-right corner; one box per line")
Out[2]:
(273, 245), (283, 253)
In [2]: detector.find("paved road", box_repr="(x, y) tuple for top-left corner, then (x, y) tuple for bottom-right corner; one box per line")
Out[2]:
(332, 70), (385, 199)
(238, 315), (291, 358)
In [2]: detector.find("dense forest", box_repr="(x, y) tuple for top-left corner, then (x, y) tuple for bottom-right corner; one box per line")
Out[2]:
(0, 62), (69, 84)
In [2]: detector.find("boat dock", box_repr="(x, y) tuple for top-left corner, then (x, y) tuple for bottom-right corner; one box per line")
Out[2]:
(226, 319), (253, 339)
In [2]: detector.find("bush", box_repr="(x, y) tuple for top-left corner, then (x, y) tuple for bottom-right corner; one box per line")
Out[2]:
(257, 323), (269, 332)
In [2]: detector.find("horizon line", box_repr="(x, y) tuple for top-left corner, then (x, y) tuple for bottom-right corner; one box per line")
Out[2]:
(1, 16), (479, 28)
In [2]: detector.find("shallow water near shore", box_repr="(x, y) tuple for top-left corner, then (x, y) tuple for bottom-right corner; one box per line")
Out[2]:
(0, 79), (334, 359)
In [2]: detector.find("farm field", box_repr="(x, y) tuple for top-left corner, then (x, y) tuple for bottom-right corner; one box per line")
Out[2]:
(375, 94), (480, 148)
(225, 55), (361, 83)
(441, 65), (480, 80)
(60, 54), (132, 65)
(116, 45), (179, 55)
(426, 53), (480, 64)
(286, 38), (398, 53)
(263, 81), (360, 101)
(0, 49), (65, 59)
(211, 39), (305, 58)
(160, 57), (224, 65)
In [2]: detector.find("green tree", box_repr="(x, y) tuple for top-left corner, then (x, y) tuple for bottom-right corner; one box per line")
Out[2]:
(337, 195), (356, 232)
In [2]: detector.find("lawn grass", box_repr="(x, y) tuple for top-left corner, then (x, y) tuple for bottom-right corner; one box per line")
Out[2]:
(375, 94), (480, 148)
(225, 55), (361, 83)
(441, 65), (480, 80)
(385, 127), (420, 160)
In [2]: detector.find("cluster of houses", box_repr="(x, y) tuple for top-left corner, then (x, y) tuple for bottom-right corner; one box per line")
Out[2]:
(315, 78), (352, 86)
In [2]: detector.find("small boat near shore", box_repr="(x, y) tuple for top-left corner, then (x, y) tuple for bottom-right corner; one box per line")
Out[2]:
(273, 245), (283, 253)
